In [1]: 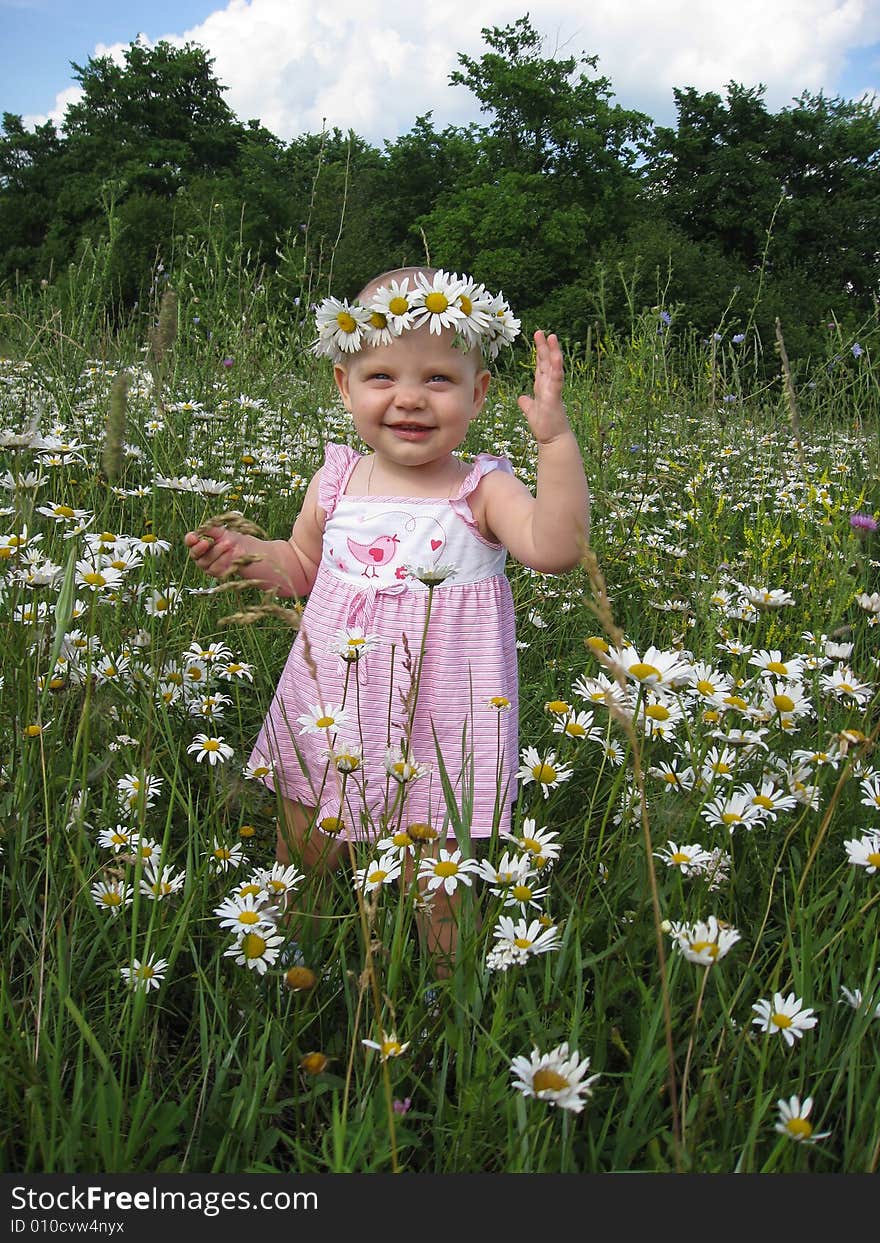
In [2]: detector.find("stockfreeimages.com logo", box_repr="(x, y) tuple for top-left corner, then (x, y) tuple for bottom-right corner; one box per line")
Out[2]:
(10, 1184), (318, 1219)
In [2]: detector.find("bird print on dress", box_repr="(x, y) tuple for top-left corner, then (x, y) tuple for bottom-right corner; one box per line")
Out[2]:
(346, 532), (400, 578)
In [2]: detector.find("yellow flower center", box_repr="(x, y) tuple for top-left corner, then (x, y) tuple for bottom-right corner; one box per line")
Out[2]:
(867, 851), (880, 868)
(489, 695), (511, 708)
(546, 700), (570, 714)
(136, 964), (156, 980)
(532, 762), (557, 783)
(696, 679), (717, 696)
(671, 851), (689, 864)
(388, 296), (409, 315)
(102, 892), (122, 907)
(753, 794), (774, 809)
(646, 704), (671, 721)
(83, 572), (105, 586)
(336, 311), (357, 334)
(381, 1039), (403, 1057)
(239, 910), (260, 925)
(392, 831), (411, 847)
(424, 291), (449, 314)
(407, 822), (438, 841)
(786, 1118), (813, 1139)
(532, 1069), (569, 1092)
(511, 884), (532, 902)
(24, 724), (43, 737)
(771, 1012), (792, 1029)
(141, 534), (157, 543)
(773, 694), (795, 713)
(690, 940), (720, 958)
(629, 662), (661, 681)
(214, 847), (232, 861)
(369, 311), (388, 330)
(203, 739), (220, 752)
(459, 294), (473, 315)
(238, 883), (261, 898)
(721, 812), (741, 825)
(513, 937), (533, 949)
(319, 816), (344, 835)
(586, 636), (609, 652)
(435, 860), (459, 878)
(239, 824), (256, 838)
(766, 661), (788, 675)
(54, 505), (75, 518)
(368, 869), (388, 885)
(565, 721), (587, 736)
(241, 933), (267, 959)
(723, 695), (748, 710)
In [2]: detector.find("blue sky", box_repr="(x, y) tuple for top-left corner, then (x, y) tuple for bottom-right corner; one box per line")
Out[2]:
(2, 0), (878, 146)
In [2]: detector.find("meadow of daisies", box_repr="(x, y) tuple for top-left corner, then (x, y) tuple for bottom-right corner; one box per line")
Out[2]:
(1, 248), (879, 1175)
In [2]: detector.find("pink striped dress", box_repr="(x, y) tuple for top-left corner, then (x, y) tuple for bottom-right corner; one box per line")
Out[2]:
(249, 443), (519, 843)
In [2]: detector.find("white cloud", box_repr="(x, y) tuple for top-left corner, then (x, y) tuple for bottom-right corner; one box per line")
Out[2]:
(23, 0), (880, 142)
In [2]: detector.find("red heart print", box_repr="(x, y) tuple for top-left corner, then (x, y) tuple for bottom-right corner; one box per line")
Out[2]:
(430, 539), (442, 551)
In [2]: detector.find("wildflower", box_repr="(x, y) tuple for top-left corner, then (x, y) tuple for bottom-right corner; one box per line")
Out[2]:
(330, 741), (363, 774)
(487, 694), (513, 711)
(654, 841), (711, 876)
(120, 956), (168, 993)
(486, 915), (560, 971)
(748, 649), (806, 680)
(775, 1095), (831, 1143)
(284, 965), (317, 991)
(97, 824), (135, 853)
(854, 591), (880, 614)
(859, 775), (880, 811)
(418, 847), (479, 896)
(186, 733), (234, 765)
(700, 791), (765, 834)
(608, 643), (692, 688)
(91, 878), (132, 916)
(205, 838), (244, 874)
(330, 628), (382, 661)
(406, 562), (458, 585)
(300, 1051), (330, 1075)
(502, 819), (563, 870)
(404, 820), (438, 843)
(243, 759), (273, 781)
(297, 702), (349, 735)
(213, 892), (276, 935)
(117, 771), (163, 812)
(354, 850), (403, 893)
(314, 297), (371, 355)
(850, 512), (878, 534)
(820, 665), (874, 707)
(143, 587), (181, 617)
(843, 832), (880, 873)
(224, 928), (285, 974)
(75, 559), (124, 594)
(552, 708), (602, 742)
(362, 1031), (410, 1061)
(410, 269), (467, 334)
(376, 828), (418, 857)
(736, 780), (797, 821)
(839, 983), (880, 1018)
(668, 915), (741, 966)
(253, 861), (303, 903)
(215, 658), (254, 683)
(751, 992), (818, 1046)
(139, 860), (186, 900)
(743, 585), (795, 610)
(502, 875), (549, 913)
(517, 746), (573, 797)
(510, 1043), (600, 1113)
(649, 760), (696, 792)
(384, 746), (430, 784)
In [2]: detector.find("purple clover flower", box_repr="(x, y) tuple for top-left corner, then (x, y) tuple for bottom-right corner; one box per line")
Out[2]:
(850, 512), (878, 535)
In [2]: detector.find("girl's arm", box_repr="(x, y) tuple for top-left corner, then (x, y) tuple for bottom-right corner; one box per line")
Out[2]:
(479, 331), (589, 573)
(184, 470), (325, 597)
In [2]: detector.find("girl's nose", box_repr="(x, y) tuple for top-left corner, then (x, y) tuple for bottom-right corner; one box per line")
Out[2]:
(395, 384), (425, 409)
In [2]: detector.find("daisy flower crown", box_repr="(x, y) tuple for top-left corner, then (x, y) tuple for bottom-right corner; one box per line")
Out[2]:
(312, 269), (521, 364)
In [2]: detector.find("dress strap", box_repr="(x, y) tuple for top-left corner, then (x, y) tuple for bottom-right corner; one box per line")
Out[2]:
(448, 452), (514, 540)
(317, 443), (361, 518)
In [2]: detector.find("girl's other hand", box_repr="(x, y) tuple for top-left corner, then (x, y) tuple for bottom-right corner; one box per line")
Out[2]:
(184, 525), (243, 579)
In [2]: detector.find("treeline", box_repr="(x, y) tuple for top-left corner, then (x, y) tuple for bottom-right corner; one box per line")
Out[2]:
(2, 14), (878, 362)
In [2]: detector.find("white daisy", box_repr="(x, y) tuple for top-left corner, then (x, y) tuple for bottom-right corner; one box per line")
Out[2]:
(296, 702), (349, 735)
(654, 841), (711, 876)
(91, 878), (132, 916)
(354, 850), (403, 893)
(410, 269), (467, 334)
(417, 847), (479, 896)
(751, 991), (818, 1046)
(120, 955), (168, 992)
(843, 832), (880, 873)
(510, 1042), (600, 1113)
(213, 892), (276, 935)
(775, 1095), (831, 1143)
(186, 733), (234, 765)
(224, 928), (285, 974)
(668, 915), (741, 966)
(362, 1031), (410, 1061)
(516, 746), (573, 797)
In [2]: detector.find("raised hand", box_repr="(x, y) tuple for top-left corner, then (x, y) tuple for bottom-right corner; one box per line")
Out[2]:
(517, 331), (569, 446)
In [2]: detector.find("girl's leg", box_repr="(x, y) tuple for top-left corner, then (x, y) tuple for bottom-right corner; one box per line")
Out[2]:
(276, 798), (346, 941)
(406, 837), (463, 979)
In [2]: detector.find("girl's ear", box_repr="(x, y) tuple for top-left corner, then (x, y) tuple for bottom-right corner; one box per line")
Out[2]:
(334, 364), (352, 410)
(471, 368), (491, 417)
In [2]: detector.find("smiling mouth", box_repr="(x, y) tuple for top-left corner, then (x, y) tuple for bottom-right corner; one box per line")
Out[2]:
(389, 423), (432, 432)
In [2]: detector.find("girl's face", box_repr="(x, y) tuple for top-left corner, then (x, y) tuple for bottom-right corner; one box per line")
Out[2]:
(334, 327), (490, 477)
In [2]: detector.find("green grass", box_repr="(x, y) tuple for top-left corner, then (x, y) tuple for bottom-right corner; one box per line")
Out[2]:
(0, 247), (878, 1174)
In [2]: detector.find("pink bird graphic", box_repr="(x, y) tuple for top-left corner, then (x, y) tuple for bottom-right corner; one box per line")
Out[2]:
(346, 533), (400, 578)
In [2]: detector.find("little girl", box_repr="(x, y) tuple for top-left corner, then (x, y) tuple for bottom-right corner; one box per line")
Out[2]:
(185, 266), (589, 968)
